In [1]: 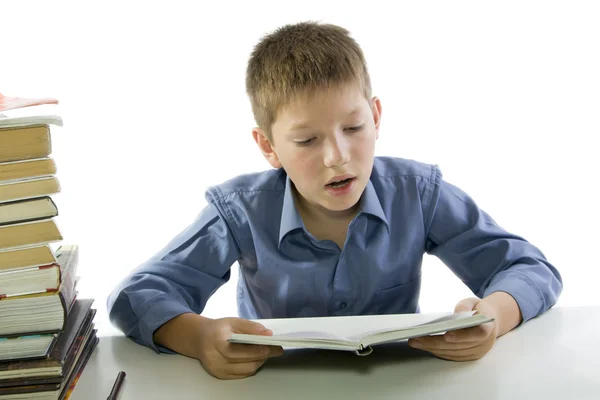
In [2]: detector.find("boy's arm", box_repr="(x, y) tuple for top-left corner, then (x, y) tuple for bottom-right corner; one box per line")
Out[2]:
(425, 177), (563, 326)
(107, 203), (240, 353)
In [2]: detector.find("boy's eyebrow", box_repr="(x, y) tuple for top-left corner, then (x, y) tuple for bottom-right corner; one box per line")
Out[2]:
(289, 108), (362, 131)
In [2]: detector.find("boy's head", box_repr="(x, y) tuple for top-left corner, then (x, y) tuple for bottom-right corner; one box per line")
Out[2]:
(246, 21), (382, 218)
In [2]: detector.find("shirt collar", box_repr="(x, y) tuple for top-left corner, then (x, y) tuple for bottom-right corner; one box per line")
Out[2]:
(278, 175), (304, 247)
(278, 175), (389, 248)
(359, 179), (390, 231)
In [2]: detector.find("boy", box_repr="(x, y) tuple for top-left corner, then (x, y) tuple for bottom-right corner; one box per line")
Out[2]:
(107, 21), (562, 380)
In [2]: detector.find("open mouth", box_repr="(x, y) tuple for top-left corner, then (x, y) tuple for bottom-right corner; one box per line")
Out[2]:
(326, 177), (355, 188)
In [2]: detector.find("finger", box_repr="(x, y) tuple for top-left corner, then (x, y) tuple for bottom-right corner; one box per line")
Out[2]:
(445, 324), (494, 343)
(429, 339), (493, 360)
(266, 345), (285, 358)
(431, 351), (484, 362)
(228, 318), (273, 336)
(218, 341), (284, 362)
(226, 359), (267, 377)
(409, 337), (481, 351)
(454, 297), (480, 313)
(218, 342), (272, 362)
(227, 346), (284, 362)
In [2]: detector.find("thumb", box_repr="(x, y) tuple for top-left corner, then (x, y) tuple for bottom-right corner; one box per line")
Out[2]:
(230, 318), (273, 336)
(454, 297), (480, 313)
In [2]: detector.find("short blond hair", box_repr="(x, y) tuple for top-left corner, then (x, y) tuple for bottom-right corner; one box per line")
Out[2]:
(246, 21), (372, 142)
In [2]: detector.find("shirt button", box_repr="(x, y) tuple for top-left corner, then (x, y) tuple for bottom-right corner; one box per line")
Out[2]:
(340, 302), (347, 309)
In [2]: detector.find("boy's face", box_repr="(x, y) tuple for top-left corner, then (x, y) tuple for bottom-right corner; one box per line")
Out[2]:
(253, 83), (382, 218)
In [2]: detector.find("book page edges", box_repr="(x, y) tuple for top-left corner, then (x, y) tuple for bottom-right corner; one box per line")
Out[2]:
(360, 314), (495, 347)
(228, 334), (359, 351)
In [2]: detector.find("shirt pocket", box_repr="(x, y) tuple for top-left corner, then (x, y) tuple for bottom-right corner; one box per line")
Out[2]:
(375, 273), (422, 314)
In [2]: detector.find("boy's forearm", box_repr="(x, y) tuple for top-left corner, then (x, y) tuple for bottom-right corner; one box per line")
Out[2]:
(481, 291), (523, 337)
(153, 312), (212, 359)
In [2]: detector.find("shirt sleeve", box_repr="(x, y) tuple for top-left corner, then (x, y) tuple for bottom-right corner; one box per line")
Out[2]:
(424, 172), (563, 323)
(106, 202), (240, 353)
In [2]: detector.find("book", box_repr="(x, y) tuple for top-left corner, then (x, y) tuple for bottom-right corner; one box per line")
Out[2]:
(0, 304), (96, 381)
(0, 243), (65, 299)
(0, 158), (57, 183)
(0, 219), (62, 251)
(0, 335), (58, 363)
(0, 245), (57, 272)
(0, 299), (93, 369)
(0, 177), (60, 204)
(0, 260), (60, 299)
(0, 246), (78, 336)
(0, 105), (63, 129)
(0, 198), (58, 227)
(60, 334), (98, 400)
(0, 333), (99, 400)
(228, 311), (495, 355)
(0, 125), (52, 163)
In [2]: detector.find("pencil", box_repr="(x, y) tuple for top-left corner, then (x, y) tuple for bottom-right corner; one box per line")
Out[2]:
(107, 371), (126, 400)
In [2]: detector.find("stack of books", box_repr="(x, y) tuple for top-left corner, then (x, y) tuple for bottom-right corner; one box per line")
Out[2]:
(0, 94), (98, 400)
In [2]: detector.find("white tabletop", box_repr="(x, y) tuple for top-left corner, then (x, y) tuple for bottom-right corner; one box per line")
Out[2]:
(72, 306), (600, 400)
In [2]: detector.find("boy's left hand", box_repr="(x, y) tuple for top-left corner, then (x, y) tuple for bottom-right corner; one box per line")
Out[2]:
(407, 297), (499, 361)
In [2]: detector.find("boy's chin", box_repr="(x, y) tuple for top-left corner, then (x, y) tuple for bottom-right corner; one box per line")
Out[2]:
(319, 195), (362, 214)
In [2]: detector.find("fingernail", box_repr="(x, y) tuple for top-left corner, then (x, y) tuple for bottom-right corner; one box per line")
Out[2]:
(261, 329), (273, 335)
(446, 333), (455, 342)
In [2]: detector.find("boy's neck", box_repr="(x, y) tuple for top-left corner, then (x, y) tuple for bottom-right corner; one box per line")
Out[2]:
(291, 184), (360, 225)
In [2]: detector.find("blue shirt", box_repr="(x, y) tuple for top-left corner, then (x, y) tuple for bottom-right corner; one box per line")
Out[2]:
(107, 157), (562, 353)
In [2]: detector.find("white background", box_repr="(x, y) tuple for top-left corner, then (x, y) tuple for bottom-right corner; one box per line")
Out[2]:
(2, 1), (599, 335)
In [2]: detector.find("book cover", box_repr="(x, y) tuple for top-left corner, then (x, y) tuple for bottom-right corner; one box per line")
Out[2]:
(0, 245), (58, 273)
(0, 218), (62, 251)
(0, 381), (61, 397)
(0, 157), (57, 183)
(0, 125), (52, 163)
(60, 334), (99, 400)
(0, 334), (58, 362)
(0, 197), (59, 227)
(0, 176), (61, 203)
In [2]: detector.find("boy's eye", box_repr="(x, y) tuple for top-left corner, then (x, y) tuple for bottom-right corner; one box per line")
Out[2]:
(294, 138), (314, 146)
(346, 125), (364, 132)
(292, 126), (362, 146)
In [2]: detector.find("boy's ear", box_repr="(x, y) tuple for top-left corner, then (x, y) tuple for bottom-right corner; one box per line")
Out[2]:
(371, 96), (382, 140)
(252, 128), (283, 169)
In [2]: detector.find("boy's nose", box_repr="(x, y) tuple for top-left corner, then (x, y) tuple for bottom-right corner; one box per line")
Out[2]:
(323, 136), (350, 168)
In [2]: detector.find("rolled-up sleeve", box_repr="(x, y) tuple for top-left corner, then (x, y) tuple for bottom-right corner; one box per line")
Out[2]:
(424, 175), (563, 322)
(106, 202), (240, 353)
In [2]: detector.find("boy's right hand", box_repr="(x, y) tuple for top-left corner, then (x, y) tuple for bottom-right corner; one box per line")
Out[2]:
(195, 317), (284, 380)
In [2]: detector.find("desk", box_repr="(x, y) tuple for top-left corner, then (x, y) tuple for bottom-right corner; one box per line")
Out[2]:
(72, 307), (600, 400)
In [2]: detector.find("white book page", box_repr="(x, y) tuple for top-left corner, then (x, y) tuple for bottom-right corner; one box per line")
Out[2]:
(345, 312), (475, 342)
(361, 314), (494, 347)
(273, 330), (344, 340)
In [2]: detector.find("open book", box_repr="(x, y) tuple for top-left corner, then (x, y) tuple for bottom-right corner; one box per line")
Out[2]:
(229, 311), (494, 355)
